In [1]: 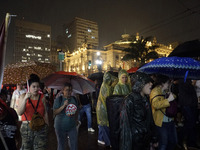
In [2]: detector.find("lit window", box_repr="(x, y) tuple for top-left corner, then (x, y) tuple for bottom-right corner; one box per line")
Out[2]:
(66, 29), (69, 34)
(88, 29), (92, 32)
(38, 54), (42, 57)
(45, 58), (49, 61)
(25, 35), (41, 40)
(22, 60), (27, 62)
(26, 53), (30, 56)
(47, 34), (50, 38)
(68, 34), (72, 38)
(22, 56), (27, 59)
(34, 47), (41, 50)
(23, 49), (26, 52)
(91, 36), (95, 39)
(38, 58), (41, 61)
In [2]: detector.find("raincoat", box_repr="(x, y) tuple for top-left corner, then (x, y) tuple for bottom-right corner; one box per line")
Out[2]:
(113, 69), (131, 95)
(96, 72), (118, 126)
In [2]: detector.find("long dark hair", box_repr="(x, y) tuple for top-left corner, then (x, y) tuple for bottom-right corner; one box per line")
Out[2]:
(152, 74), (170, 89)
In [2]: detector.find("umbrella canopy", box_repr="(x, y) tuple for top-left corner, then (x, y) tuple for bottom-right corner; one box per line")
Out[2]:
(137, 56), (200, 79)
(88, 72), (104, 82)
(127, 67), (138, 73)
(42, 71), (95, 94)
(169, 40), (200, 57)
(3, 61), (56, 84)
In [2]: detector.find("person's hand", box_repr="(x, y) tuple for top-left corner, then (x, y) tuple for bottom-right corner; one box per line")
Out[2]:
(24, 92), (32, 100)
(167, 93), (174, 102)
(63, 100), (68, 107)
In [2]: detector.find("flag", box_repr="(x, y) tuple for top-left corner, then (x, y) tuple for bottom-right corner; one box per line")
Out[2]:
(0, 13), (10, 91)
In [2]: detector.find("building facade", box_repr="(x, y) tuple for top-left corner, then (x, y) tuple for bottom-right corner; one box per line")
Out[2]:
(64, 17), (99, 52)
(14, 20), (51, 63)
(64, 34), (173, 75)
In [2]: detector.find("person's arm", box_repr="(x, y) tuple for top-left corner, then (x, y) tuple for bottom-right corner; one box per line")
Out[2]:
(17, 92), (31, 115)
(150, 89), (170, 110)
(53, 98), (68, 116)
(113, 84), (121, 95)
(10, 91), (16, 108)
(42, 96), (49, 125)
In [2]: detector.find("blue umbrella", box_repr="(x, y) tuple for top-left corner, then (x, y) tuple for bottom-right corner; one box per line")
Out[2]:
(137, 56), (200, 79)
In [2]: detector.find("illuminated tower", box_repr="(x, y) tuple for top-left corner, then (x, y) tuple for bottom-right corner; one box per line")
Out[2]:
(64, 17), (99, 52)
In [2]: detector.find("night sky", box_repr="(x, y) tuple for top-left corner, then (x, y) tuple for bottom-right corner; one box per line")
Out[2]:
(1, 0), (200, 64)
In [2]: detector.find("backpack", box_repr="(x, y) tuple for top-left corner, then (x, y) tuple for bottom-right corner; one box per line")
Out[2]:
(24, 94), (46, 131)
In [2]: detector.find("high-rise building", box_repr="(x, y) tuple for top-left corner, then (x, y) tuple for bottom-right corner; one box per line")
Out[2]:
(64, 17), (99, 52)
(14, 20), (51, 63)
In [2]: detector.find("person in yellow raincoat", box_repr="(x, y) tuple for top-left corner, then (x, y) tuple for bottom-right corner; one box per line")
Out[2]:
(150, 74), (177, 150)
(113, 69), (131, 95)
(96, 72), (118, 147)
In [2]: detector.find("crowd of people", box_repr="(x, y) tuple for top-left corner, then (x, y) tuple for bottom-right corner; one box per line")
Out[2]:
(0, 70), (200, 150)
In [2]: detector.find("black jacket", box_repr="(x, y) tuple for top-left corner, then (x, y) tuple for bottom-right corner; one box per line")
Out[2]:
(120, 92), (155, 150)
(179, 79), (198, 108)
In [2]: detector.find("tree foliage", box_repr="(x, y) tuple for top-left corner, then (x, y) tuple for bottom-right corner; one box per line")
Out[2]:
(122, 36), (159, 65)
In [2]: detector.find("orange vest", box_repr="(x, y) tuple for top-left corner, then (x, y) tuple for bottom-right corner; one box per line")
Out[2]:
(21, 94), (45, 121)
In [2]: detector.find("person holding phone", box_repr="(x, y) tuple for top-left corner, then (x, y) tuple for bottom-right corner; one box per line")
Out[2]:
(53, 83), (78, 150)
(150, 74), (177, 150)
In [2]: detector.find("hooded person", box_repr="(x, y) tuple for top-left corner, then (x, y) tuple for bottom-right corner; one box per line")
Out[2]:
(96, 71), (118, 147)
(113, 69), (131, 96)
(120, 72), (155, 150)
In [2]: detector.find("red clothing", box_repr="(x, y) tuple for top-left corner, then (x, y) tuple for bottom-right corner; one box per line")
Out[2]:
(21, 94), (45, 121)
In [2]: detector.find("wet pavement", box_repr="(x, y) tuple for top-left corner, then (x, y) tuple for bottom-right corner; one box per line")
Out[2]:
(47, 111), (108, 150)
(47, 110), (200, 150)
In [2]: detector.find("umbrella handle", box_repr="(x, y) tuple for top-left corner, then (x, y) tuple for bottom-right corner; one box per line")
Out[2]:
(27, 79), (29, 92)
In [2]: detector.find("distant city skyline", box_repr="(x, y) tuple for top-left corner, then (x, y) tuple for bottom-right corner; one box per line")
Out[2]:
(1, 0), (200, 64)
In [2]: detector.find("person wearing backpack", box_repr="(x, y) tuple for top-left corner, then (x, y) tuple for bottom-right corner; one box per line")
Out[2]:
(150, 74), (177, 150)
(53, 82), (78, 150)
(17, 74), (49, 150)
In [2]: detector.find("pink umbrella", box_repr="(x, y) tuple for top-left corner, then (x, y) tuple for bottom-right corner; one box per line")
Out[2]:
(42, 71), (95, 94)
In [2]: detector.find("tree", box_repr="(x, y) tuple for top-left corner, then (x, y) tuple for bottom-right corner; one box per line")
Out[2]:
(122, 36), (159, 65)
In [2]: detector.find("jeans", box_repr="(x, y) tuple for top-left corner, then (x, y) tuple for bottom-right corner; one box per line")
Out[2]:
(78, 104), (92, 128)
(55, 126), (78, 150)
(98, 125), (111, 146)
(156, 121), (177, 150)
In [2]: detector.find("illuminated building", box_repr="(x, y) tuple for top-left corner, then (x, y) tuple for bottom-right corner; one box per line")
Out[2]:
(14, 20), (51, 63)
(65, 33), (173, 75)
(64, 17), (99, 52)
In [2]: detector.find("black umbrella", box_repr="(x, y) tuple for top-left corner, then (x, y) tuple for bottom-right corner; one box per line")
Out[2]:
(88, 72), (104, 82)
(168, 40), (200, 57)
(88, 71), (118, 83)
